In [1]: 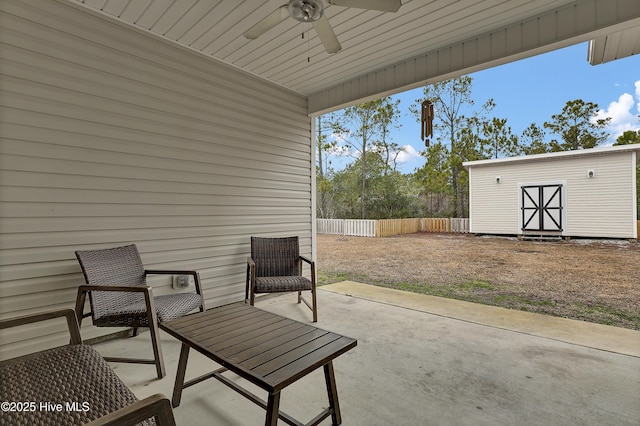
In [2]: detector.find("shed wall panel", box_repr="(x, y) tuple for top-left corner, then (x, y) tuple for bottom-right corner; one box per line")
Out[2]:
(0, 0), (312, 358)
(468, 151), (636, 238)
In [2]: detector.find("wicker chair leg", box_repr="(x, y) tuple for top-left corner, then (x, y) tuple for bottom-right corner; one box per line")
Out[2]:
(297, 290), (302, 304)
(245, 264), (250, 303)
(74, 289), (87, 329)
(311, 287), (318, 323)
(149, 322), (165, 379)
(192, 272), (205, 312)
(142, 291), (165, 379)
(132, 328), (139, 337)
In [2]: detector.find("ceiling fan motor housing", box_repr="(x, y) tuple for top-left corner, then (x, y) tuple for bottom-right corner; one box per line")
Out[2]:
(244, 0), (401, 54)
(289, 0), (324, 22)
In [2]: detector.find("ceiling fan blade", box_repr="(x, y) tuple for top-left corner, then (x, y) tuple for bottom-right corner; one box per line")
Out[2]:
(327, 0), (402, 12)
(313, 14), (342, 54)
(244, 5), (289, 40)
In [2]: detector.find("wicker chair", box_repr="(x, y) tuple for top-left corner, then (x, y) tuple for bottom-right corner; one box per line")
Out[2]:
(0, 309), (176, 425)
(246, 236), (317, 322)
(75, 244), (205, 379)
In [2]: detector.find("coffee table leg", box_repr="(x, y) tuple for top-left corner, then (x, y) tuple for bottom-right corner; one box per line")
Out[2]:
(265, 391), (281, 426)
(172, 343), (190, 408)
(324, 361), (342, 425)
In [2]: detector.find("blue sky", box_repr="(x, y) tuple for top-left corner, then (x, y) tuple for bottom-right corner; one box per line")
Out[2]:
(325, 42), (640, 174)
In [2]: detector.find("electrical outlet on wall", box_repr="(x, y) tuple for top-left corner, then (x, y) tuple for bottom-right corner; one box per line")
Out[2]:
(172, 275), (194, 289)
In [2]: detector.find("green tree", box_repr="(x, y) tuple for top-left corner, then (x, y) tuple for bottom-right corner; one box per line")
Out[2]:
(368, 171), (422, 218)
(614, 129), (640, 145)
(329, 166), (361, 219)
(520, 123), (549, 155)
(341, 98), (401, 218)
(354, 152), (422, 219)
(481, 117), (519, 159)
(415, 142), (451, 216)
(326, 151), (422, 219)
(316, 113), (344, 218)
(373, 98), (404, 173)
(411, 76), (494, 217)
(544, 99), (611, 151)
(337, 151), (420, 219)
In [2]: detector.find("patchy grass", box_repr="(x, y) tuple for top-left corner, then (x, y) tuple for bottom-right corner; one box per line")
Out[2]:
(317, 233), (640, 330)
(572, 302), (640, 327)
(317, 270), (366, 286)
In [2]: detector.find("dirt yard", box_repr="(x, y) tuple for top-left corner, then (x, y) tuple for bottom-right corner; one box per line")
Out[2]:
(316, 233), (640, 330)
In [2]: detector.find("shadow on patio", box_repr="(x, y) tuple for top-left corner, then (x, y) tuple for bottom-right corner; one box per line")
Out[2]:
(95, 282), (640, 425)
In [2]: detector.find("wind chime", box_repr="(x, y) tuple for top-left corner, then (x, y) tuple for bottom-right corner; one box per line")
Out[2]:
(421, 100), (434, 147)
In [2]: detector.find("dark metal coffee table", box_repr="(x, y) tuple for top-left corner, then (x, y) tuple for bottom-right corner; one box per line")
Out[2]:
(159, 302), (357, 426)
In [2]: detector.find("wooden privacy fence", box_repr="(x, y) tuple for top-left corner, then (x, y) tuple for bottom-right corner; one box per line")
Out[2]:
(377, 219), (421, 237)
(317, 218), (470, 238)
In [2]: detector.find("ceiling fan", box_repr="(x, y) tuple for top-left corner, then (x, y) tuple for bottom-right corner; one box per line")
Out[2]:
(243, 0), (402, 54)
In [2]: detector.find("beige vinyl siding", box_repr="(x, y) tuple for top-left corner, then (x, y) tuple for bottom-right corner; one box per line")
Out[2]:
(468, 166), (521, 235)
(0, 0), (312, 358)
(468, 149), (638, 239)
(564, 153), (635, 237)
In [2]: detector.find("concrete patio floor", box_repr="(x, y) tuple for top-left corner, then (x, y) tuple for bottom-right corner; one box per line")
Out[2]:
(94, 282), (640, 425)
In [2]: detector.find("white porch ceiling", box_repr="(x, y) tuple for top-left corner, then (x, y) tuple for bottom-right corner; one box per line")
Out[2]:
(65, 0), (640, 114)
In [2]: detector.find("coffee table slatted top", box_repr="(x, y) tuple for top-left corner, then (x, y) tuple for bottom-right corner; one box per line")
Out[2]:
(160, 303), (357, 393)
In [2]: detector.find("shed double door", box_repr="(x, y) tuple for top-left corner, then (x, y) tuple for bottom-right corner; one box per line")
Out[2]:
(521, 184), (563, 233)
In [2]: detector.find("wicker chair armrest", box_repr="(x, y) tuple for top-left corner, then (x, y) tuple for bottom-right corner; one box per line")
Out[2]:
(299, 256), (316, 284)
(245, 257), (256, 302)
(246, 258), (256, 280)
(78, 284), (153, 293)
(299, 255), (314, 266)
(86, 393), (176, 426)
(0, 309), (82, 344)
(144, 269), (195, 276)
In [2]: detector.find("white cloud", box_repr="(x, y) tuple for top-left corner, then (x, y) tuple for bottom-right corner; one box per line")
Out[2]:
(395, 145), (425, 173)
(396, 145), (421, 164)
(596, 80), (640, 142)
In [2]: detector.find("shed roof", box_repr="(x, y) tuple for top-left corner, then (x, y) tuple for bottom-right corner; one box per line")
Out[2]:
(463, 144), (640, 169)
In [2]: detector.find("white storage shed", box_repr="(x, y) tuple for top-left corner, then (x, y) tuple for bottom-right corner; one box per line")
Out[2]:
(463, 145), (640, 239)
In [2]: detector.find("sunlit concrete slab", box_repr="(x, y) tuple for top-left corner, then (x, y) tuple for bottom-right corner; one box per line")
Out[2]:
(92, 283), (640, 425)
(322, 281), (640, 358)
